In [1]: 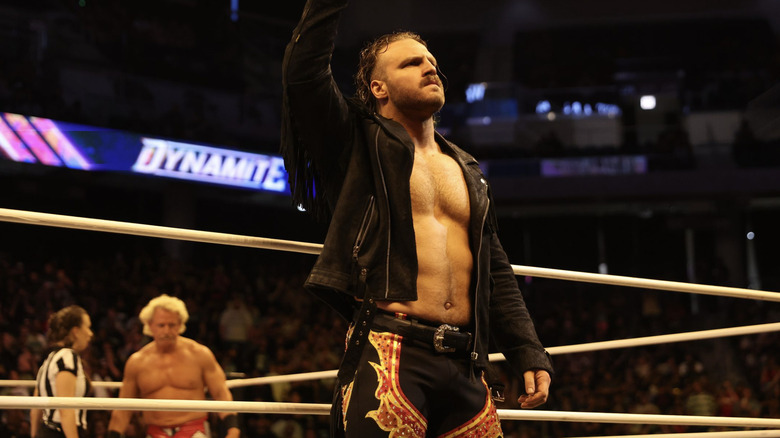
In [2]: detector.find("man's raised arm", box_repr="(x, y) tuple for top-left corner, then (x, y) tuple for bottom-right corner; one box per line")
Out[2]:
(281, 0), (353, 217)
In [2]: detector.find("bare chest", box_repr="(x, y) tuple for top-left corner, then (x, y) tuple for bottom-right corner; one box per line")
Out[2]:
(136, 351), (203, 395)
(409, 152), (470, 222)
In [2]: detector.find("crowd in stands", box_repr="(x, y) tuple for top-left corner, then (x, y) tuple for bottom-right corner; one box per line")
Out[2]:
(2, 1), (778, 163)
(0, 0), (290, 152)
(0, 5), (778, 436)
(0, 228), (778, 438)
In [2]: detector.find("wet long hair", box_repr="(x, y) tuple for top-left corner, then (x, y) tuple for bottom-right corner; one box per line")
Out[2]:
(47, 305), (87, 348)
(354, 31), (427, 113)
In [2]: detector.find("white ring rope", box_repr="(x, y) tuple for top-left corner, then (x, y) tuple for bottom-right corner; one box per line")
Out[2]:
(570, 431), (780, 438)
(1, 207), (779, 302)
(4, 396), (780, 429)
(2, 321), (777, 389)
(489, 321), (780, 362)
(0, 207), (322, 255)
(2, 207), (779, 432)
(225, 370), (338, 388)
(3, 396), (328, 415)
(0, 380), (119, 389)
(511, 264), (780, 301)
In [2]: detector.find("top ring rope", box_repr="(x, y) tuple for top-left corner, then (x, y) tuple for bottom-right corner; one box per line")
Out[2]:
(1, 207), (779, 302)
(511, 264), (780, 301)
(0, 207), (322, 255)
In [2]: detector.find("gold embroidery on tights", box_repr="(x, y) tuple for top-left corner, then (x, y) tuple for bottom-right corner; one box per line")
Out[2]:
(438, 375), (503, 438)
(341, 380), (354, 430)
(365, 331), (427, 437)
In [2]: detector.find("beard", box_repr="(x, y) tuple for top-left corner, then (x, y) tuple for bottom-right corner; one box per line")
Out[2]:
(387, 79), (445, 120)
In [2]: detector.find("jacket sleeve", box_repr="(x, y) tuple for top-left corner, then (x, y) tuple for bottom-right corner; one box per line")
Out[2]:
(488, 234), (554, 377)
(281, 0), (353, 219)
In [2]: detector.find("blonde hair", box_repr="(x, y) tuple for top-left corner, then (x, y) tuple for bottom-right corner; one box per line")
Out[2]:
(139, 294), (189, 336)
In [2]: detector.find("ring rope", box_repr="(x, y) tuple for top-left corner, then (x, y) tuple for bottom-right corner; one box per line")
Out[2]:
(0, 380), (118, 389)
(2, 208), (779, 431)
(225, 370), (337, 388)
(511, 264), (780, 301)
(4, 396), (780, 429)
(0, 207), (322, 255)
(1, 207), (779, 302)
(490, 320), (780, 361)
(570, 431), (780, 438)
(496, 408), (780, 428)
(3, 395), (327, 415)
(2, 321), (777, 389)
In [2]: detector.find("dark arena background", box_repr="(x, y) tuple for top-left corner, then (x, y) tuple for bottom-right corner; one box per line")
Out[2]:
(1, 0), (779, 437)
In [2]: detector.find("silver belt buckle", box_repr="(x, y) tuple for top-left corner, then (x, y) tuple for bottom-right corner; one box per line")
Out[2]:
(433, 324), (459, 353)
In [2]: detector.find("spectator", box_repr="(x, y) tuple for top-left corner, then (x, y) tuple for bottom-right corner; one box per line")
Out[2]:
(685, 378), (717, 431)
(716, 380), (740, 417)
(625, 391), (660, 434)
(0, 244), (778, 437)
(219, 295), (255, 369)
(733, 385), (762, 417)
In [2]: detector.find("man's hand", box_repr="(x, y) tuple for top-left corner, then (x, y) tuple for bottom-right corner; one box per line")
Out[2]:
(517, 369), (551, 409)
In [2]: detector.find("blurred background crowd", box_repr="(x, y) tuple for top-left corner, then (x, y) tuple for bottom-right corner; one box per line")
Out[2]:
(0, 230), (777, 437)
(1, 0), (779, 436)
(0, 0), (777, 162)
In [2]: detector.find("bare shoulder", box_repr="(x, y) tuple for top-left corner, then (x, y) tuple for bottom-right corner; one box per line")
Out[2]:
(180, 337), (217, 360)
(124, 346), (151, 373)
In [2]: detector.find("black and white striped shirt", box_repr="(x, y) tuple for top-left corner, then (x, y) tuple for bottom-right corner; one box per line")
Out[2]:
(35, 347), (90, 430)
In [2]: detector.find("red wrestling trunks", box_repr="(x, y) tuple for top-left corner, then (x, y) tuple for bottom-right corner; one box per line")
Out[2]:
(146, 417), (208, 438)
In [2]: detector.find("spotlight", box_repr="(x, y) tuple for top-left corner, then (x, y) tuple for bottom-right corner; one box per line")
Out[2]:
(640, 95), (656, 110)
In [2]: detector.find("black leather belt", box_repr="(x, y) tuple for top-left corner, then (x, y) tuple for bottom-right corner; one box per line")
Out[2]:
(372, 312), (473, 354)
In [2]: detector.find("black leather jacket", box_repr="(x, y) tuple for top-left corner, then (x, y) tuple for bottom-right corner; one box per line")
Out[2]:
(281, 0), (553, 377)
